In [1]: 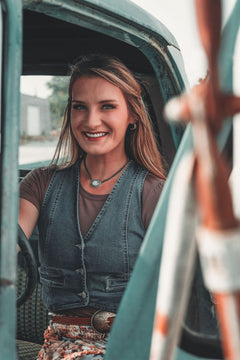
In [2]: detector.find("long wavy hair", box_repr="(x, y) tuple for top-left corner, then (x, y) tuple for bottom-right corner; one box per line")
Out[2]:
(50, 54), (166, 179)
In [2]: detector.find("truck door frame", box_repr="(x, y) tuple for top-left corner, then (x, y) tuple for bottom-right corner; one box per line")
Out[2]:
(0, 1), (22, 359)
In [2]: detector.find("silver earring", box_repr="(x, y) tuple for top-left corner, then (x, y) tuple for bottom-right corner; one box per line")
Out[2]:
(129, 123), (137, 131)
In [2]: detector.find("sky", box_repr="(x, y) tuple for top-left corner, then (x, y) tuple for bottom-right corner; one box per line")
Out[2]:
(132, 0), (206, 85)
(21, 0), (237, 97)
(131, 0), (236, 85)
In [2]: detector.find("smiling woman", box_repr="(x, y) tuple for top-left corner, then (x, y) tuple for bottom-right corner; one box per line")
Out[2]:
(18, 54), (166, 359)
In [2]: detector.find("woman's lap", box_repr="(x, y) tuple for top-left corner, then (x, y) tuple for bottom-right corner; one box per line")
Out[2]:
(37, 322), (107, 359)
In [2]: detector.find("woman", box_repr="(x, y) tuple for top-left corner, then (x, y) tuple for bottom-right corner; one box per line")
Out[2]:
(19, 54), (166, 359)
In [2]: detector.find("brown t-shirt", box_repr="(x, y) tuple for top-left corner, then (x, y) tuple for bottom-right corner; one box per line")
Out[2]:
(20, 166), (165, 235)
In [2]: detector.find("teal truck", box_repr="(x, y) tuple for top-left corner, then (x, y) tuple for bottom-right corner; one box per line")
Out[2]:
(1, 0), (236, 359)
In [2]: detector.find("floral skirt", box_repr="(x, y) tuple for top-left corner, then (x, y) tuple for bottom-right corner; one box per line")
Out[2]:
(37, 320), (107, 360)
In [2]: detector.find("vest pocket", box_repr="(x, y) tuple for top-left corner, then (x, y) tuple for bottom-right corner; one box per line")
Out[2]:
(39, 265), (84, 290)
(106, 276), (128, 292)
(39, 266), (65, 288)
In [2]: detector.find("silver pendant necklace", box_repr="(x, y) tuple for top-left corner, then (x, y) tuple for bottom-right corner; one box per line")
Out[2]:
(83, 157), (129, 188)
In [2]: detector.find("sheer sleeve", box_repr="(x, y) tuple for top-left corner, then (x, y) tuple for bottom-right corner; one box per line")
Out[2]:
(142, 173), (165, 229)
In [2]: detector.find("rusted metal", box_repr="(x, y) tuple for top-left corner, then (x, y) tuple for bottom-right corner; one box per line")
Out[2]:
(162, 1), (240, 359)
(150, 153), (197, 360)
(0, 278), (14, 287)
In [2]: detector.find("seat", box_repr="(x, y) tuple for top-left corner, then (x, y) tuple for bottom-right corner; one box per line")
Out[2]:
(17, 259), (50, 359)
(17, 340), (42, 360)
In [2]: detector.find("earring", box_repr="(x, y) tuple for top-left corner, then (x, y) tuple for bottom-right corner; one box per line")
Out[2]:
(129, 123), (137, 131)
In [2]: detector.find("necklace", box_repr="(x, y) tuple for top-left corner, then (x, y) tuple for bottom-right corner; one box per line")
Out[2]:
(83, 157), (129, 188)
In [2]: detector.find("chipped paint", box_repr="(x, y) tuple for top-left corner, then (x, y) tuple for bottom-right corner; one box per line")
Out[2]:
(0, 278), (14, 287)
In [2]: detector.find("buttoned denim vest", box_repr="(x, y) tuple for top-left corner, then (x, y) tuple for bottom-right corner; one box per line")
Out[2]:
(38, 160), (148, 312)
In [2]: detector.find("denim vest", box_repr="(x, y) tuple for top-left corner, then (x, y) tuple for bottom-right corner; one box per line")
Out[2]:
(38, 160), (148, 312)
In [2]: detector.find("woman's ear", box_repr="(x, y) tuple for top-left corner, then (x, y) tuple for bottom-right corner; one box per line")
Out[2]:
(128, 123), (137, 131)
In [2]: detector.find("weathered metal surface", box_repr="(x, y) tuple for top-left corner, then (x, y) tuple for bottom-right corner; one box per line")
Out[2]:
(159, 1), (240, 359)
(150, 154), (198, 360)
(0, 278), (14, 286)
(219, 0), (240, 92)
(23, 0), (179, 48)
(0, 0), (22, 359)
(194, 2), (240, 359)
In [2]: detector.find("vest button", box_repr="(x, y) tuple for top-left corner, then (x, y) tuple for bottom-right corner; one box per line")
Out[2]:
(75, 268), (84, 275)
(78, 291), (87, 299)
(75, 244), (82, 250)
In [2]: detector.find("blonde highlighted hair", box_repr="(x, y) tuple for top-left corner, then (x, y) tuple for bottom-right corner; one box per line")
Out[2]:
(51, 54), (166, 179)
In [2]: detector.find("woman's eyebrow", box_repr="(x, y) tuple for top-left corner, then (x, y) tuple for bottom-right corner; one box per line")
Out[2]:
(72, 100), (85, 103)
(71, 99), (118, 103)
(99, 99), (118, 103)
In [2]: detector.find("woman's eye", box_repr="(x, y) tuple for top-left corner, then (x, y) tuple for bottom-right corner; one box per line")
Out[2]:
(102, 104), (115, 110)
(72, 104), (86, 110)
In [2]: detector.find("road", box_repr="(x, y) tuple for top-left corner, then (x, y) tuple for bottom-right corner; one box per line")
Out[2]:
(19, 140), (58, 165)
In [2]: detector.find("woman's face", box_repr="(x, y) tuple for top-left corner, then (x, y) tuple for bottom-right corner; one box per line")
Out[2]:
(70, 76), (133, 159)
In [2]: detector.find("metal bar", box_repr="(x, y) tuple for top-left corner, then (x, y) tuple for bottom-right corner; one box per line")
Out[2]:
(163, 1), (240, 359)
(193, 2), (240, 358)
(149, 153), (197, 360)
(229, 25), (240, 219)
(0, 0), (22, 358)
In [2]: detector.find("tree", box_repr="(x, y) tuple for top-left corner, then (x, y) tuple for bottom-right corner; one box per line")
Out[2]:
(47, 76), (69, 129)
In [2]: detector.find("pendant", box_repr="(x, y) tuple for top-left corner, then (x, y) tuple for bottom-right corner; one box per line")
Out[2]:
(90, 179), (102, 188)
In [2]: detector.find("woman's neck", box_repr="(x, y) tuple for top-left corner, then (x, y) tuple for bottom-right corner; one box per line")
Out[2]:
(80, 153), (129, 195)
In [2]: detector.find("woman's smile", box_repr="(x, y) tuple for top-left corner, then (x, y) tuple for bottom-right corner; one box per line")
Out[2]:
(84, 131), (109, 140)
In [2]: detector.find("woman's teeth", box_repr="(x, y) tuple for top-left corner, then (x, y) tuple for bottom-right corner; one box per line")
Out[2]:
(85, 132), (107, 138)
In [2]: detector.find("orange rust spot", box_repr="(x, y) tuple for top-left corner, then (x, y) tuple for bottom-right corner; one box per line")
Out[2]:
(0, 278), (13, 286)
(154, 311), (169, 336)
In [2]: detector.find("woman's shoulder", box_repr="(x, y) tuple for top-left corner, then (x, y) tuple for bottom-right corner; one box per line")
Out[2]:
(20, 166), (55, 211)
(144, 172), (165, 193)
(22, 166), (55, 184)
(132, 161), (165, 187)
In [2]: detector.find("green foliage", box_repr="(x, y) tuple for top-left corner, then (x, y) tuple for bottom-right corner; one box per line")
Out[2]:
(47, 76), (69, 129)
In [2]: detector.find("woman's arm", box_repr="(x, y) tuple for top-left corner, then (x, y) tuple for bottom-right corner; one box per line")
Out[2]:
(18, 167), (52, 238)
(18, 198), (39, 239)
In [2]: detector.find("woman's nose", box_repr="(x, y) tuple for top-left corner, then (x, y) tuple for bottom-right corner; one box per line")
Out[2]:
(86, 108), (101, 128)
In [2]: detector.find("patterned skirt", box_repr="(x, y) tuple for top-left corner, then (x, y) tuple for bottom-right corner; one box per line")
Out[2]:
(37, 320), (107, 360)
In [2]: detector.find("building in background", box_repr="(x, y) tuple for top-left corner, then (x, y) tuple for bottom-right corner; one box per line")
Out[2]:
(20, 94), (51, 136)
